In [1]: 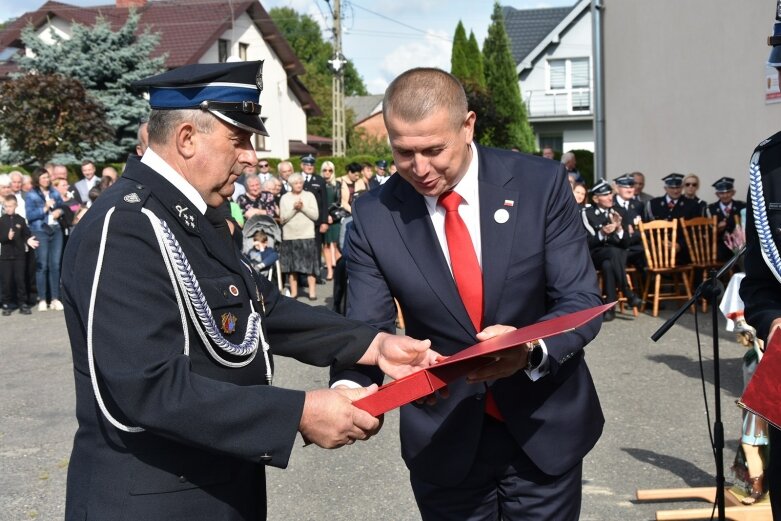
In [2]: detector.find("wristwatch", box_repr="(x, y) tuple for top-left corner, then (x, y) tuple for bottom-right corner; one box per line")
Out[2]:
(526, 341), (543, 371)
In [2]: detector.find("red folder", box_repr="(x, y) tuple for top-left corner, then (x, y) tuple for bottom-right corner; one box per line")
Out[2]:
(738, 334), (781, 430)
(354, 302), (614, 417)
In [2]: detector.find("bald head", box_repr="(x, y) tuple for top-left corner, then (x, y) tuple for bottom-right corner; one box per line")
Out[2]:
(383, 68), (468, 131)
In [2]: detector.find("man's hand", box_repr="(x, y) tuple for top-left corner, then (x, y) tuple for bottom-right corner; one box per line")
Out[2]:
(359, 332), (440, 380)
(299, 386), (380, 448)
(466, 324), (527, 383)
(319, 223), (329, 233)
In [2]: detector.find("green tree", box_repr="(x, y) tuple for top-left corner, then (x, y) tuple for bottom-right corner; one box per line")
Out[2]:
(450, 21), (469, 81)
(482, 2), (535, 151)
(467, 31), (486, 89)
(0, 73), (113, 165)
(18, 10), (165, 162)
(270, 7), (368, 139)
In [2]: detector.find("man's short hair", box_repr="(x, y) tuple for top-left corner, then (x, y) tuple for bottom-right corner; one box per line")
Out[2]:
(147, 109), (216, 146)
(561, 152), (575, 164)
(346, 162), (362, 174)
(383, 67), (468, 131)
(3, 194), (17, 204)
(82, 159), (95, 167)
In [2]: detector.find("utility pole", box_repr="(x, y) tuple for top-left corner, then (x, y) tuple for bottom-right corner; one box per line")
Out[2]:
(329, 0), (346, 157)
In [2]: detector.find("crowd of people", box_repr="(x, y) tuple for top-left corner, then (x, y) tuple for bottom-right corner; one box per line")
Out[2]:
(565, 160), (746, 321)
(0, 161), (117, 315)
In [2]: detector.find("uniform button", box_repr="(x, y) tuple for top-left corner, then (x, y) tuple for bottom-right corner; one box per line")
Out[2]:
(222, 290), (229, 298)
(259, 452), (272, 462)
(178, 475), (187, 483)
(475, 393), (484, 401)
(136, 184), (144, 190)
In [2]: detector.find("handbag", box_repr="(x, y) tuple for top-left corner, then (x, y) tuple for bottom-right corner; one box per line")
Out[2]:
(328, 203), (350, 223)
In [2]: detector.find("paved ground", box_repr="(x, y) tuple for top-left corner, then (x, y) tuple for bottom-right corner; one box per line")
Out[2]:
(0, 286), (753, 520)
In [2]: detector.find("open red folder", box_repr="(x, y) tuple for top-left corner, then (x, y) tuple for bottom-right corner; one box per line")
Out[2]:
(738, 333), (781, 430)
(354, 302), (614, 417)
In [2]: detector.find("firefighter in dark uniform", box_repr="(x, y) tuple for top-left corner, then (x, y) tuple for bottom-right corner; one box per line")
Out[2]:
(612, 173), (647, 274)
(707, 176), (747, 261)
(740, 4), (781, 515)
(582, 180), (644, 321)
(60, 61), (437, 521)
(646, 173), (702, 263)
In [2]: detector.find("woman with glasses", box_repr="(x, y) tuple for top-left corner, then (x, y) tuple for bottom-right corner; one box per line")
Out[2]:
(320, 161), (341, 280)
(682, 174), (708, 217)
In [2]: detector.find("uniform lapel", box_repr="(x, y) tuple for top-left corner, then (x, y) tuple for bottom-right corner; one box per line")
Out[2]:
(478, 154), (519, 325)
(389, 180), (475, 336)
(122, 159), (242, 273)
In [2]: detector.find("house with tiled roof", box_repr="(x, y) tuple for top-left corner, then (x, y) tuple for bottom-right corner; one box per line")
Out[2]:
(0, 0), (322, 159)
(504, 0), (593, 153)
(345, 94), (385, 141)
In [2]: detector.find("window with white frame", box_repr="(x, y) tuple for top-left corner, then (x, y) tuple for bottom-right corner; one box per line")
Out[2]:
(547, 57), (591, 112)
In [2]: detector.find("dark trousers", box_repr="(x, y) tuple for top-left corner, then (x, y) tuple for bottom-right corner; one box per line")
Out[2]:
(591, 246), (632, 302)
(770, 426), (781, 518)
(1, 258), (28, 308)
(410, 418), (582, 521)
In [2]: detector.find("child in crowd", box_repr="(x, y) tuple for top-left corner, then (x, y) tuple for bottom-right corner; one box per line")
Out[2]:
(247, 230), (279, 273)
(0, 195), (39, 315)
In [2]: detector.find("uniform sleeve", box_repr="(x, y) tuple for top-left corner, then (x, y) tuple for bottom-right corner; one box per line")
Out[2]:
(741, 195), (781, 342)
(71, 209), (306, 469)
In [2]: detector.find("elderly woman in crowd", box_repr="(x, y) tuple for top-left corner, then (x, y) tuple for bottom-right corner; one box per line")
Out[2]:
(320, 160), (341, 280)
(279, 172), (319, 300)
(259, 178), (280, 222)
(236, 173), (266, 221)
(24, 168), (65, 311)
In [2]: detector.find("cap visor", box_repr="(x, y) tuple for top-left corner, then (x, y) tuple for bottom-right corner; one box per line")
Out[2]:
(211, 110), (269, 136)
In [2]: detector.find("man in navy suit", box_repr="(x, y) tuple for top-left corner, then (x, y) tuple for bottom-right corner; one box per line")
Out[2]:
(332, 68), (604, 520)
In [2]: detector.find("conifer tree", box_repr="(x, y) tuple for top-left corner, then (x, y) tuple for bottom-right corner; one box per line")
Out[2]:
(482, 2), (535, 151)
(18, 10), (165, 162)
(450, 21), (470, 81)
(467, 31), (486, 89)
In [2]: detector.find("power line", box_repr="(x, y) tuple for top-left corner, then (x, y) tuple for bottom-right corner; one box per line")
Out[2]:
(347, 1), (452, 43)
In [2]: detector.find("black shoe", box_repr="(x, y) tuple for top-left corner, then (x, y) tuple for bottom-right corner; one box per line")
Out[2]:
(19, 306), (31, 315)
(2, 309), (12, 316)
(627, 295), (644, 308)
(603, 309), (616, 322)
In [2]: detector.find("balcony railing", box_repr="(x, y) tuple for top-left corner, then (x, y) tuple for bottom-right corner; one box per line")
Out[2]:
(523, 88), (592, 118)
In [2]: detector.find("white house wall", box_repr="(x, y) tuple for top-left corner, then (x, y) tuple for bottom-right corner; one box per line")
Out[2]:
(26, 16), (72, 57)
(200, 12), (310, 159)
(520, 8), (593, 151)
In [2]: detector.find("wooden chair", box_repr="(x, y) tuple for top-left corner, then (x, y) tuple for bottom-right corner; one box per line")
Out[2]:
(638, 220), (694, 317)
(679, 216), (720, 311)
(596, 268), (639, 317)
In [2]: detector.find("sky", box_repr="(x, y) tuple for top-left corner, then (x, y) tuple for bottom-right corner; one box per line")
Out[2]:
(0, 0), (576, 94)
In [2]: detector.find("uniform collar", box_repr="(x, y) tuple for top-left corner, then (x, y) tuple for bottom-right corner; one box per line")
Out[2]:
(141, 146), (208, 215)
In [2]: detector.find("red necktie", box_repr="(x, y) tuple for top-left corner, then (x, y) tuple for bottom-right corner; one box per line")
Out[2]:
(438, 191), (483, 330)
(438, 191), (503, 421)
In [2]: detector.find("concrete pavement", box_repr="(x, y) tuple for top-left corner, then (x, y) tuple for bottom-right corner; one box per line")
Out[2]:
(0, 288), (749, 520)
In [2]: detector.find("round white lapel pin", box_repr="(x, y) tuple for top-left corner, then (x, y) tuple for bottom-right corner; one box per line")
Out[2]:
(494, 208), (510, 224)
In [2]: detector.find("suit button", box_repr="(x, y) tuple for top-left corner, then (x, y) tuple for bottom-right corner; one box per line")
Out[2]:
(259, 452), (272, 462)
(475, 393), (484, 401)
(178, 475), (187, 483)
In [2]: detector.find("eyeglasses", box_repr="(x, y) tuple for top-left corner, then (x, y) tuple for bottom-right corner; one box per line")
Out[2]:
(259, 163), (269, 167)
(684, 183), (698, 187)
(323, 168), (333, 172)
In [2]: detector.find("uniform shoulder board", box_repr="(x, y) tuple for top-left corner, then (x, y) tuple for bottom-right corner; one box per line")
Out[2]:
(116, 183), (151, 211)
(754, 130), (781, 153)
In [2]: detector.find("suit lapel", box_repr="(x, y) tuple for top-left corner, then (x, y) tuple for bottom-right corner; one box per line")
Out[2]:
(478, 153), (519, 324)
(390, 181), (475, 336)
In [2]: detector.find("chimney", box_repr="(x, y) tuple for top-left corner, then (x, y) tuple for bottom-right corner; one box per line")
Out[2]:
(116, 0), (147, 8)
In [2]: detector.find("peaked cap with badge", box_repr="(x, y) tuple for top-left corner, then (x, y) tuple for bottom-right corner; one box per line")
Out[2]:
(62, 61), (377, 519)
(133, 60), (269, 136)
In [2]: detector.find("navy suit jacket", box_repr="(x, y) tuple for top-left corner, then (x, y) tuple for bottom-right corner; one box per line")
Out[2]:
(334, 145), (604, 486)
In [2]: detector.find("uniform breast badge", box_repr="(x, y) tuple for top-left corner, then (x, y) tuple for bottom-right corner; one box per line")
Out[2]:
(220, 312), (237, 335)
